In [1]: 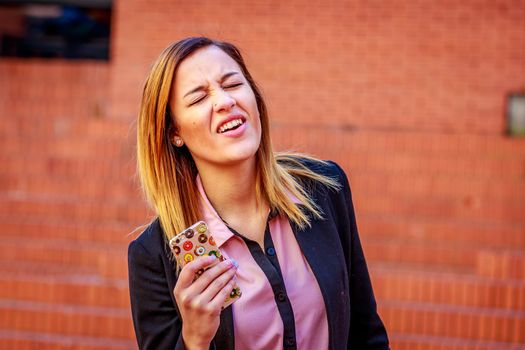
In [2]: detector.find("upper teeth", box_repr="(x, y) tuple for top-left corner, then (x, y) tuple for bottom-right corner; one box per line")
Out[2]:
(219, 119), (243, 133)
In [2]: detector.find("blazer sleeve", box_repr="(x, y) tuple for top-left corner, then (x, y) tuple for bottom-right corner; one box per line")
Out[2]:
(128, 237), (185, 350)
(330, 162), (390, 349)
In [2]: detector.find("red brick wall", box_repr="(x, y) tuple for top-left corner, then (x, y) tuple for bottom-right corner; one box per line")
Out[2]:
(110, 0), (525, 134)
(1, 1), (525, 349)
(0, 60), (109, 119)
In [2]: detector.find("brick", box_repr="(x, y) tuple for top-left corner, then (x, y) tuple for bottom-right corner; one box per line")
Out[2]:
(477, 250), (525, 280)
(0, 329), (136, 349)
(0, 299), (134, 339)
(390, 332), (525, 350)
(0, 217), (140, 243)
(0, 237), (127, 273)
(2, 0), (525, 348)
(359, 215), (525, 250)
(371, 264), (525, 311)
(380, 300), (525, 342)
(0, 197), (149, 224)
(0, 272), (129, 309)
(363, 236), (477, 270)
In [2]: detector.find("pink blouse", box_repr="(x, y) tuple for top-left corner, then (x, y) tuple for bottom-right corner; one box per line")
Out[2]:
(197, 176), (329, 350)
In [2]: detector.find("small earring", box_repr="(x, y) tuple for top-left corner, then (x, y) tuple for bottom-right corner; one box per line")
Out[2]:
(174, 138), (184, 147)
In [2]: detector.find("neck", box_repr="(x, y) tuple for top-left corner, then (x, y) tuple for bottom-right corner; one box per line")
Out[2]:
(197, 159), (265, 220)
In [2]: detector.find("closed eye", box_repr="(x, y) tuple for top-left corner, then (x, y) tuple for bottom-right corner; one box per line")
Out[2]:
(188, 94), (207, 106)
(224, 82), (243, 89)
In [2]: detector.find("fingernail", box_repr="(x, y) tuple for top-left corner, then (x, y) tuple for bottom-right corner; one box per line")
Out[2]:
(230, 258), (239, 268)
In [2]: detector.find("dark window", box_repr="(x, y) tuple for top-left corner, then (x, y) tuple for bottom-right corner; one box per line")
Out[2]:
(0, 0), (112, 60)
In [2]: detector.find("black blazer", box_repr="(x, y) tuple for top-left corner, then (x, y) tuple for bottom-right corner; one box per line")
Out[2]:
(128, 160), (389, 349)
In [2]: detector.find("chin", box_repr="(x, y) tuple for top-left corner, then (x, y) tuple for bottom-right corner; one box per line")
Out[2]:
(221, 144), (260, 165)
(224, 151), (258, 165)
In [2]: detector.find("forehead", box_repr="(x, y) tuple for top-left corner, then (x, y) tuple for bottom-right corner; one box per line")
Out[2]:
(175, 46), (242, 87)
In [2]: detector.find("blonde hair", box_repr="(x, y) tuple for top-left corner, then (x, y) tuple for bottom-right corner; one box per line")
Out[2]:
(137, 37), (340, 241)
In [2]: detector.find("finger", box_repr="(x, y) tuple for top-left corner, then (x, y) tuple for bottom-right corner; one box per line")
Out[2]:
(176, 255), (218, 289)
(196, 263), (237, 303)
(208, 278), (238, 311)
(190, 259), (236, 292)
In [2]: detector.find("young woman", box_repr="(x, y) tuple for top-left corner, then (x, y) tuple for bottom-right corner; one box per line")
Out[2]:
(128, 37), (389, 350)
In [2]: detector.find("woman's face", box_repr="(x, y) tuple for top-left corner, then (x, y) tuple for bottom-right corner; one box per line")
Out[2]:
(170, 45), (261, 169)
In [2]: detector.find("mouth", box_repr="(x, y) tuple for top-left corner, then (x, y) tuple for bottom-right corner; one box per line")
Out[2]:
(217, 117), (246, 134)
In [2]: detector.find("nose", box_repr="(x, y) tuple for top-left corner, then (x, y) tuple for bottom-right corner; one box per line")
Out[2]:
(212, 90), (236, 112)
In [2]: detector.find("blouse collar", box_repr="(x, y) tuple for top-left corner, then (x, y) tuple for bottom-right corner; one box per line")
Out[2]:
(195, 174), (302, 248)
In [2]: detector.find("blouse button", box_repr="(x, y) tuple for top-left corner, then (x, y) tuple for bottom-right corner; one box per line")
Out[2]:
(277, 291), (286, 302)
(266, 247), (276, 256)
(286, 337), (296, 347)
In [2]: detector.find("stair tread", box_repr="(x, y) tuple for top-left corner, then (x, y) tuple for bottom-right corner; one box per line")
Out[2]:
(0, 217), (141, 244)
(0, 329), (136, 349)
(0, 298), (130, 316)
(370, 262), (525, 285)
(0, 261), (99, 277)
(360, 214), (525, 249)
(390, 332), (525, 349)
(0, 265), (126, 286)
(364, 235), (525, 254)
(381, 299), (525, 317)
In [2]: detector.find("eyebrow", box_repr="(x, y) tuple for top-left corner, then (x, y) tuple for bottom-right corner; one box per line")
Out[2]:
(183, 71), (240, 98)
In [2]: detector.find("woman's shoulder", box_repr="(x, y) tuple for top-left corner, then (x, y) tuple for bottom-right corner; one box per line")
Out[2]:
(277, 153), (348, 184)
(128, 218), (167, 261)
(303, 157), (346, 178)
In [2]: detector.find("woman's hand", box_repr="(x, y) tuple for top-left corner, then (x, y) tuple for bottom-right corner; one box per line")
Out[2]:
(174, 255), (238, 350)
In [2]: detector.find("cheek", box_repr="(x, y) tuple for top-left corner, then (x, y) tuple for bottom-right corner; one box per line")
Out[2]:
(241, 91), (259, 117)
(176, 110), (209, 138)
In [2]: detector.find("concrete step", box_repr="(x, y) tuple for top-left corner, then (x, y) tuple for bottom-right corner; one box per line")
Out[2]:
(371, 263), (525, 311)
(0, 299), (134, 340)
(379, 300), (525, 343)
(0, 329), (136, 350)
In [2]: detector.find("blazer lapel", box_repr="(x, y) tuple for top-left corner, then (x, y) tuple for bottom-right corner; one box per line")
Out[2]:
(290, 216), (348, 350)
